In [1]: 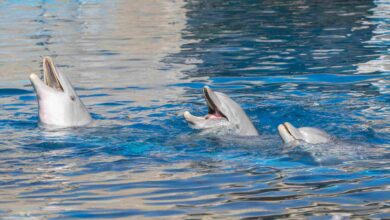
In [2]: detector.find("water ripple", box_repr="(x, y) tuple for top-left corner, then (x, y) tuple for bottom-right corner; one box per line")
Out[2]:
(0, 0), (389, 219)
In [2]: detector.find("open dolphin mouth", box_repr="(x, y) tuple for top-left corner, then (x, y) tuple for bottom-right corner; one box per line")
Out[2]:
(183, 87), (228, 127)
(43, 57), (64, 92)
(203, 87), (227, 120)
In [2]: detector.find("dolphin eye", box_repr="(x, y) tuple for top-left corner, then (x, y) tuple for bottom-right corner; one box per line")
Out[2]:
(70, 95), (75, 101)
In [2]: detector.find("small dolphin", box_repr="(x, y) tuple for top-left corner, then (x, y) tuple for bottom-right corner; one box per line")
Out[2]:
(183, 86), (259, 136)
(29, 57), (92, 127)
(278, 122), (331, 144)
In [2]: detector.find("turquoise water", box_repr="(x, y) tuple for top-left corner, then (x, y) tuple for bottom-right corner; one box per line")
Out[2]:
(0, 0), (389, 219)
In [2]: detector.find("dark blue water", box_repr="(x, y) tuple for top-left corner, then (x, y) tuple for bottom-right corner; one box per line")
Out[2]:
(0, 0), (389, 219)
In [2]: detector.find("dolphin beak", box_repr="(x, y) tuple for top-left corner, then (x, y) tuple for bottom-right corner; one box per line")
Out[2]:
(278, 122), (303, 143)
(278, 123), (294, 143)
(29, 73), (47, 98)
(183, 111), (205, 125)
(284, 122), (303, 139)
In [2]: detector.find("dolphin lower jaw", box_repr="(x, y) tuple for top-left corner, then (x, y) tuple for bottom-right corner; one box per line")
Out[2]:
(183, 111), (201, 125)
(183, 111), (228, 130)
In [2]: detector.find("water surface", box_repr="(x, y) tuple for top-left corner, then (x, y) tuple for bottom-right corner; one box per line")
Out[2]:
(0, 0), (389, 219)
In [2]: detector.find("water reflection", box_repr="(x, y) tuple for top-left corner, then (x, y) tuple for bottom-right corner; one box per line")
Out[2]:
(0, 0), (389, 219)
(357, 0), (390, 74)
(171, 0), (377, 78)
(0, 0), (192, 106)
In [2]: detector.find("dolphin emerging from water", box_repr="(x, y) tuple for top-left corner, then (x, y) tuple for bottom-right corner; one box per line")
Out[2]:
(183, 86), (259, 136)
(29, 57), (92, 127)
(278, 122), (331, 144)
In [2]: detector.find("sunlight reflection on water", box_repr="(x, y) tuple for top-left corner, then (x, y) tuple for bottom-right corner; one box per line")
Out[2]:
(0, 0), (389, 219)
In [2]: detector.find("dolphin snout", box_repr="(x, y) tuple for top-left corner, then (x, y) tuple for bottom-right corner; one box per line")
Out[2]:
(278, 123), (296, 144)
(183, 111), (196, 124)
(29, 73), (39, 82)
(29, 73), (46, 100)
(277, 124), (285, 134)
(183, 111), (191, 121)
(29, 73), (43, 90)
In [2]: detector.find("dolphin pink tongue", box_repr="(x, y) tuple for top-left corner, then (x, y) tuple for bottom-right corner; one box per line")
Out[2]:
(206, 110), (224, 119)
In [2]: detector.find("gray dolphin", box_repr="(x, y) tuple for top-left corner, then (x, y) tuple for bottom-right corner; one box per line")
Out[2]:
(278, 122), (331, 144)
(29, 57), (92, 127)
(183, 86), (259, 136)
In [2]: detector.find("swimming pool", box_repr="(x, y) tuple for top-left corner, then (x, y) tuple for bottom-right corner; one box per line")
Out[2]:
(0, 0), (389, 218)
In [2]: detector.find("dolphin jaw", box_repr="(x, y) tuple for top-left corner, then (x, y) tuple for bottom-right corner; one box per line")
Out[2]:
(183, 111), (206, 129)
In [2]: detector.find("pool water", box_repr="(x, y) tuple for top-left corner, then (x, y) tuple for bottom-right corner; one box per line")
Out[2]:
(0, 0), (389, 219)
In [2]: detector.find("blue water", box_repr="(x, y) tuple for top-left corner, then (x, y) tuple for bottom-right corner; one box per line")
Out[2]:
(0, 0), (389, 219)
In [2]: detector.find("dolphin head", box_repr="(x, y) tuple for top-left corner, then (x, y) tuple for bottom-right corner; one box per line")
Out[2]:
(278, 122), (331, 144)
(184, 86), (259, 136)
(29, 57), (92, 127)
(278, 122), (303, 144)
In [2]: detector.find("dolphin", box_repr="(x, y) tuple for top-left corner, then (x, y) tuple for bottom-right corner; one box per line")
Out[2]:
(29, 57), (92, 127)
(183, 86), (259, 136)
(278, 122), (331, 144)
